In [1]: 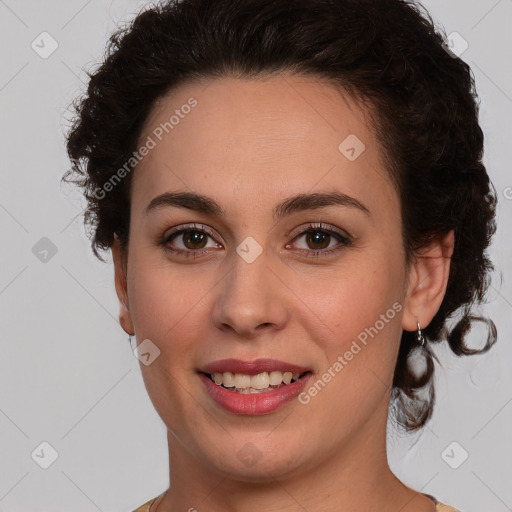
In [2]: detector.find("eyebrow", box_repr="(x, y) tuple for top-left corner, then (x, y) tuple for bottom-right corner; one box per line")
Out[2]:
(144, 190), (371, 219)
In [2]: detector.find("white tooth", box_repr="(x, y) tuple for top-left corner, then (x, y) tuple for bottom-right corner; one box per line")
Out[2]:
(235, 387), (274, 394)
(215, 370), (301, 388)
(282, 371), (293, 384)
(223, 372), (235, 387)
(250, 372), (270, 389)
(269, 371), (284, 385)
(234, 373), (251, 389)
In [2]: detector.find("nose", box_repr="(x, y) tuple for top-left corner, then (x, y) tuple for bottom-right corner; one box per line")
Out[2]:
(211, 248), (290, 339)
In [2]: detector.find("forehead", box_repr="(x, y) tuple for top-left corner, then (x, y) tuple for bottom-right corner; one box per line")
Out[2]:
(132, 74), (396, 218)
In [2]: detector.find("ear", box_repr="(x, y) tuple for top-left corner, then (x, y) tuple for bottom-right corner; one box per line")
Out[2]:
(112, 236), (134, 336)
(402, 230), (455, 332)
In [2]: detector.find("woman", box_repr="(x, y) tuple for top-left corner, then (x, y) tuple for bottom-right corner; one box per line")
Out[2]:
(64, 0), (497, 510)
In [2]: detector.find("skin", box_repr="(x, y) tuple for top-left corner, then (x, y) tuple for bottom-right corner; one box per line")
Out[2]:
(112, 73), (454, 512)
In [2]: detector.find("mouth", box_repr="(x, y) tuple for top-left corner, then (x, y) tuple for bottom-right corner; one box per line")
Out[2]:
(198, 358), (313, 414)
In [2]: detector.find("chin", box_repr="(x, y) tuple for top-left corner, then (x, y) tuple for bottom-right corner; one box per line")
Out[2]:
(197, 435), (309, 482)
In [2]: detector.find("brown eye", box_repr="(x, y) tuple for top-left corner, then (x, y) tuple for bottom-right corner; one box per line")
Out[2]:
(287, 223), (352, 258)
(305, 229), (331, 250)
(160, 223), (222, 258)
(181, 230), (208, 249)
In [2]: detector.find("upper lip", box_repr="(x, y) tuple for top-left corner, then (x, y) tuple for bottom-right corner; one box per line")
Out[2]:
(200, 358), (310, 376)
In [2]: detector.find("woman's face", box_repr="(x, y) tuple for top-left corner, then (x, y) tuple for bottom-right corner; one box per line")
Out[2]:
(114, 74), (428, 480)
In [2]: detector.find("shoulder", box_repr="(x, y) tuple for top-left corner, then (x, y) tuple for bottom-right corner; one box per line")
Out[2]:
(436, 503), (462, 512)
(132, 497), (158, 512)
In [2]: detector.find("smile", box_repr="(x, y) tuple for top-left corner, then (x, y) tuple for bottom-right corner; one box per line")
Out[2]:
(198, 359), (313, 414)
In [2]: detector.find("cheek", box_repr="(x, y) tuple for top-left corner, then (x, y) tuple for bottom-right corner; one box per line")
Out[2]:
(127, 252), (212, 339)
(296, 283), (403, 437)
(294, 248), (405, 346)
(127, 259), (213, 421)
(302, 249), (405, 399)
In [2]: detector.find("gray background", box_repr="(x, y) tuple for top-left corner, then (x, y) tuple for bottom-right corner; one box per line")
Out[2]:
(0, 0), (511, 510)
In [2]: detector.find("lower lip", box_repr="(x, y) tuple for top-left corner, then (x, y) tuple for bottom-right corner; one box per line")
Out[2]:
(199, 372), (312, 415)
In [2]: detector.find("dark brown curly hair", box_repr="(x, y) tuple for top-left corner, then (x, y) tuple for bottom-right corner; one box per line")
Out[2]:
(63, 0), (498, 431)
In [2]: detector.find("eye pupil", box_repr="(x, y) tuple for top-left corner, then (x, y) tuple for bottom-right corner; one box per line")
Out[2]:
(307, 230), (329, 249)
(184, 231), (207, 249)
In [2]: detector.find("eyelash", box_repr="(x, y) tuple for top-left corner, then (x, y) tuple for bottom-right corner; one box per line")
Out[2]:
(158, 222), (352, 259)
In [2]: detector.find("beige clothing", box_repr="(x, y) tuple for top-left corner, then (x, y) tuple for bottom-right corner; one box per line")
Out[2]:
(133, 495), (462, 511)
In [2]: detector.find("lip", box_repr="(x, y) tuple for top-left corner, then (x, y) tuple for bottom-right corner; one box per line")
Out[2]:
(199, 371), (312, 415)
(200, 358), (310, 376)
